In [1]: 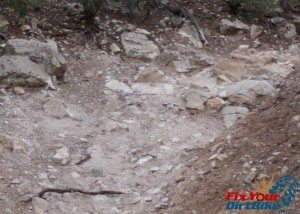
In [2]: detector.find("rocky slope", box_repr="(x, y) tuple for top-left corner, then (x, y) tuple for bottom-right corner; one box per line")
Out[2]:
(0, 1), (299, 213)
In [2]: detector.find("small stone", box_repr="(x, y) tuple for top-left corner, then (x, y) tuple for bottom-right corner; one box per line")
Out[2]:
(243, 162), (251, 169)
(137, 156), (153, 165)
(148, 187), (161, 194)
(150, 167), (160, 173)
(206, 97), (226, 111)
(13, 86), (25, 95)
(272, 152), (281, 156)
(38, 172), (48, 180)
(110, 43), (121, 54)
(11, 178), (21, 184)
(52, 146), (71, 166)
(144, 196), (152, 202)
(71, 171), (81, 178)
(250, 25), (263, 39)
(244, 171), (256, 184)
(171, 137), (180, 143)
(79, 137), (88, 143)
(211, 160), (217, 168)
(281, 166), (289, 175)
(20, 25), (31, 32)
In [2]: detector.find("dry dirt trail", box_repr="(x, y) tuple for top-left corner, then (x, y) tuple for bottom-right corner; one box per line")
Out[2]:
(0, 2), (299, 213)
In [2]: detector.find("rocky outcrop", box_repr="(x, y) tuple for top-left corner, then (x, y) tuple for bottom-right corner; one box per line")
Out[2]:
(5, 39), (67, 79)
(0, 55), (54, 88)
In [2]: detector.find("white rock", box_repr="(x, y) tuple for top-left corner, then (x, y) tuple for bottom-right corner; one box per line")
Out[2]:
(222, 106), (249, 128)
(105, 79), (133, 94)
(250, 25), (263, 39)
(52, 146), (71, 166)
(121, 32), (160, 59)
(137, 156), (153, 165)
(220, 19), (249, 34)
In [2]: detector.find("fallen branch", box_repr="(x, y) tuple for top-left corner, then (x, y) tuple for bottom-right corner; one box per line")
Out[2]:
(25, 188), (125, 202)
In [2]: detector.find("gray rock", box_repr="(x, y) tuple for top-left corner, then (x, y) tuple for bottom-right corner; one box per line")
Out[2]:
(0, 55), (54, 88)
(121, 32), (160, 59)
(5, 39), (67, 79)
(184, 91), (209, 111)
(225, 80), (276, 107)
(178, 22), (203, 48)
(250, 25), (263, 39)
(110, 43), (121, 53)
(270, 17), (285, 25)
(278, 23), (297, 40)
(66, 2), (84, 17)
(32, 197), (49, 214)
(0, 15), (9, 30)
(43, 98), (87, 121)
(52, 146), (71, 166)
(244, 171), (256, 184)
(105, 79), (133, 94)
(222, 106), (249, 128)
(173, 53), (212, 73)
(220, 19), (249, 34)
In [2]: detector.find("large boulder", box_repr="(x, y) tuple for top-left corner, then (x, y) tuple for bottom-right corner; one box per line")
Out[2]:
(121, 32), (160, 60)
(223, 80), (276, 107)
(0, 55), (54, 88)
(5, 39), (67, 79)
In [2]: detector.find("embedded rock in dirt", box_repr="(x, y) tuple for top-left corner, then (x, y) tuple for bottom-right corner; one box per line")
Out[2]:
(105, 79), (133, 94)
(121, 32), (160, 59)
(213, 58), (250, 81)
(222, 106), (249, 128)
(0, 55), (54, 88)
(43, 98), (87, 121)
(5, 39), (67, 79)
(178, 22), (203, 48)
(224, 80), (276, 107)
(52, 146), (71, 165)
(250, 25), (263, 39)
(173, 53), (212, 73)
(261, 63), (295, 78)
(220, 19), (249, 34)
(134, 66), (164, 83)
(0, 134), (28, 153)
(206, 97), (226, 111)
(178, 68), (217, 91)
(183, 91), (210, 111)
(278, 23), (297, 40)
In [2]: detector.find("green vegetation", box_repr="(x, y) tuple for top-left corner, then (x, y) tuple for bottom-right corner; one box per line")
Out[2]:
(5, 0), (43, 15)
(224, 0), (277, 17)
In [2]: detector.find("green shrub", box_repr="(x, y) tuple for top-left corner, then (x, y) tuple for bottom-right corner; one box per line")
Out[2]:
(78, 0), (104, 25)
(5, 0), (43, 15)
(224, 0), (277, 17)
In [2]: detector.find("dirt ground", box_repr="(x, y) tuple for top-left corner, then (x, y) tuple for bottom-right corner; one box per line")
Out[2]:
(0, 0), (299, 214)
